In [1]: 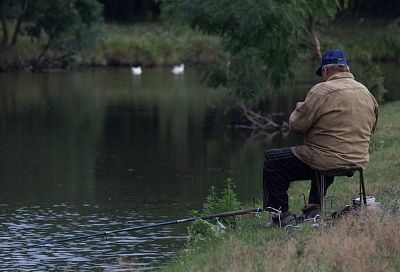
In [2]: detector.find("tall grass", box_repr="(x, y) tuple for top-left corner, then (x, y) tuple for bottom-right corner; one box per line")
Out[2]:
(161, 101), (400, 271)
(87, 24), (221, 67)
(1, 18), (399, 75)
(0, 23), (221, 70)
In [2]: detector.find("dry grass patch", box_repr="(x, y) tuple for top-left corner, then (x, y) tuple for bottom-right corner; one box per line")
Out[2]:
(366, 181), (394, 195)
(301, 210), (399, 272)
(260, 238), (298, 272)
(254, 210), (400, 272)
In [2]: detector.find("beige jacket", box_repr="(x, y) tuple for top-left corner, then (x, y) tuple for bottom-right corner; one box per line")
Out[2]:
(289, 72), (378, 170)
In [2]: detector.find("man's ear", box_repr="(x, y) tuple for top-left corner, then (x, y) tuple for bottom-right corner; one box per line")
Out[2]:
(321, 66), (327, 79)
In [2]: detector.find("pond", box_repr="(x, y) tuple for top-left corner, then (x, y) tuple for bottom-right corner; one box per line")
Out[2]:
(0, 66), (394, 270)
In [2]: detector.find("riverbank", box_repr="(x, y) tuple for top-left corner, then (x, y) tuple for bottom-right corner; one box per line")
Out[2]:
(94, 24), (220, 67)
(1, 18), (398, 103)
(160, 100), (400, 271)
(0, 23), (221, 71)
(1, 18), (399, 71)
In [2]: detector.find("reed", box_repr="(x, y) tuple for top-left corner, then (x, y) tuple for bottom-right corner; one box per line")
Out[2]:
(87, 24), (221, 67)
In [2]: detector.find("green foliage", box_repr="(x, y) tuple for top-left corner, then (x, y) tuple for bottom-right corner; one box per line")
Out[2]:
(202, 178), (242, 215)
(187, 219), (226, 248)
(187, 178), (242, 247)
(381, 18), (400, 61)
(202, 185), (218, 215)
(320, 18), (398, 103)
(0, 0), (103, 69)
(355, 18), (400, 102)
(0, 23), (221, 70)
(343, 48), (387, 103)
(96, 24), (220, 67)
(170, 0), (305, 105)
(28, 0), (103, 56)
(0, 0), (24, 19)
(183, 35), (221, 64)
(169, 0), (347, 107)
(353, 18), (400, 103)
(304, 0), (348, 24)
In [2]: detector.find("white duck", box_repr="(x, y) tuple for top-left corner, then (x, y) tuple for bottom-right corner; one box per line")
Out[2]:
(131, 66), (142, 75)
(171, 64), (184, 75)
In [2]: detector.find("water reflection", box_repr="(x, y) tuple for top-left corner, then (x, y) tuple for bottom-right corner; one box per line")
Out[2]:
(0, 67), (310, 270)
(0, 203), (185, 270)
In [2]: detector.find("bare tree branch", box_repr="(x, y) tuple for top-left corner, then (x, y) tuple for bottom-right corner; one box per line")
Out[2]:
(0, 0), (8, 46)
(10, 0), (28, 46)
(307, 15), (322, 61)
(32, 36), (53, 70)
(40, 53), (72, 67)
(238, 103), (288, 132)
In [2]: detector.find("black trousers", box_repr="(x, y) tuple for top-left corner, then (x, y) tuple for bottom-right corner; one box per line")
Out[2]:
(262, 148), (334, 212)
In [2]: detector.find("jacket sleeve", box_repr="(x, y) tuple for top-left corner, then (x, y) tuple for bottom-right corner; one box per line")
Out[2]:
(289, 89), (321, 134)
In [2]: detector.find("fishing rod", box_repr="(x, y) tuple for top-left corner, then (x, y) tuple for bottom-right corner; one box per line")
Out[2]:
(22, 207), (263, 250)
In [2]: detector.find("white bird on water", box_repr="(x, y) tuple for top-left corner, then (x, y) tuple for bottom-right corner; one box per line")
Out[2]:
(171, 64), (184, 75)
(131, 66), (142, 75)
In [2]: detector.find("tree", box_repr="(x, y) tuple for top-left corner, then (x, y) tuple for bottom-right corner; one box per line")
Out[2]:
(169, 0), (347, 130)
(28, 0), (103, 69)
(305, 1), (348, 60)
(0, 0), (29, 47)
(0, 0), (103, 70)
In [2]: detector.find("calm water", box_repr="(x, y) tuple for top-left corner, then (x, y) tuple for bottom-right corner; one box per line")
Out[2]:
(0, 66), (392, 270)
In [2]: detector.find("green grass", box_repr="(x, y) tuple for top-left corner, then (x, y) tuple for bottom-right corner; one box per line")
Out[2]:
(0, 23), (221, 70)
(2, 17), (399, 71)
(160, 101), (400, 272)
(77, 23), (221, 67)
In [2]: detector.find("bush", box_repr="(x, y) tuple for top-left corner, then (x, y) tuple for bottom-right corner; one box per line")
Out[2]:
(187, 178), (242, 247)
(351, 50), (387, 103)
(92, 24), (220, 67)
(202, 178), (242, 215)
(379, 18), (400, 62)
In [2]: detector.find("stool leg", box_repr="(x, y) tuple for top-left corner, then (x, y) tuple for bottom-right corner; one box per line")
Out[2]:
(359, 171), (362, 206)
(360, 169), (367, 205)
(321, 174), (325, 218)
(314, 170), (326, 220)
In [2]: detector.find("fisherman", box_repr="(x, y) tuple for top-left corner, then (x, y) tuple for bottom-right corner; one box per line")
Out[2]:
(263, 49), (379, 227)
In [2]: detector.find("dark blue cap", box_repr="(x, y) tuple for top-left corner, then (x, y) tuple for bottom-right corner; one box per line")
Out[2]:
(316, 49), (349, 76)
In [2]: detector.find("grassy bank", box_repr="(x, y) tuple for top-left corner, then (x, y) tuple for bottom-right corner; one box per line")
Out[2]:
(160, 101), (400, 272)
(0, 23), (221, 71)
(1, 18), (399, 104)
(91, 24), (221, 67)
(1, 18), (399, 71)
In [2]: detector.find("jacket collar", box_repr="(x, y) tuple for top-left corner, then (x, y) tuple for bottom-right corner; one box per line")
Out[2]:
(326, 72), (354, 82)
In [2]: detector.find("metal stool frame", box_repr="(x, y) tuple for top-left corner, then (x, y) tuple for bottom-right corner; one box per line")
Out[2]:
(314, 167), (367, 218)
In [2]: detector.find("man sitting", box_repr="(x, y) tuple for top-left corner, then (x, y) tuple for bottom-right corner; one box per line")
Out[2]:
(263, 49), (379, 227)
